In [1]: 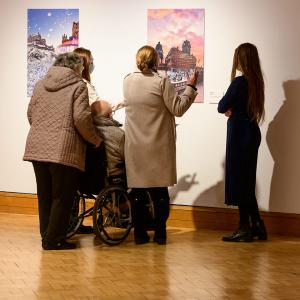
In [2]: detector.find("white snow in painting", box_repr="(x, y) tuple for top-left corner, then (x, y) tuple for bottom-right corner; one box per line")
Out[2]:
(27, 46), (56, 96)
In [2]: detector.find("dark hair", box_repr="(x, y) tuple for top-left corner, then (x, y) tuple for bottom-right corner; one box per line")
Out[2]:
(53, 52), (82, 70)
(231, 43), (265, 123)
(73, 47), (92, 82)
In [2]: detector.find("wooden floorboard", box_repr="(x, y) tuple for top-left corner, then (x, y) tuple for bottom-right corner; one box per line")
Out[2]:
(1, 192), (300, 237)
(0, 212), (300, 299)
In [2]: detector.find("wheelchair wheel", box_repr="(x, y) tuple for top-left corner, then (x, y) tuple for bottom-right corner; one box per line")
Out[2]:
(93, 186), (133, 246)
(66, 192), (86, 238)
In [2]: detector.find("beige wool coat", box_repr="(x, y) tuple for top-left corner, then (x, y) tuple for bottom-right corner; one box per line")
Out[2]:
(123, 70), (197, 188)
(23, 66), (101, 171)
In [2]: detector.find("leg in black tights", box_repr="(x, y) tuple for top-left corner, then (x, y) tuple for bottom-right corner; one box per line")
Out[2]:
(150, 187), (170, 244)
(248, 195), (267, 240)
(239, 195), (261, 226)
(238, 194), (261, 227)
(249, 195), (261, 224)
(238, 204), (250, 227)
(131, 188), (150, 243)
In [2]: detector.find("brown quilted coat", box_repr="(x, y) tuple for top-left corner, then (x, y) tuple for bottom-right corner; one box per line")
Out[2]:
(23, 66), (101, 171)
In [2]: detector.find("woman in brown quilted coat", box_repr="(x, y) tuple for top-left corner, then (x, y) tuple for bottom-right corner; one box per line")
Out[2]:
(23, 52), (101, 250)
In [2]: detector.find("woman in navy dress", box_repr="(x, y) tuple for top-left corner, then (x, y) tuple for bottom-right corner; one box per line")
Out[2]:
(218, 43), (267, 242)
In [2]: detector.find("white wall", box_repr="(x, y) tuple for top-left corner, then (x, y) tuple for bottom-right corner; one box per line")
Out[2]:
(1, 0), (300, 213)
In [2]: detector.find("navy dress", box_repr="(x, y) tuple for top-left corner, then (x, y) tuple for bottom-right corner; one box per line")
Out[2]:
(218, 76), (261, 206)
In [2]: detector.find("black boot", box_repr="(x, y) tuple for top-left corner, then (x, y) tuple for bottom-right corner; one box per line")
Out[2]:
(153, 231), (167, 245)
(222, 225), (253, 242)
(134, 234), (150, 245)
(251, 219), (267, 240)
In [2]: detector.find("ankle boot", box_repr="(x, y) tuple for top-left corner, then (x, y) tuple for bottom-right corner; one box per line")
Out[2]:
(134, 232), (150, 245)
(251, 219), (267, 240)
(154, 228), (167, 245)
(222, 225), (253, 242)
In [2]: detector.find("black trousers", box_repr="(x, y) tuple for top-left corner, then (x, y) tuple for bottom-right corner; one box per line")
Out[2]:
(132, 187), (170, 238)
(32, 162), (80, 244)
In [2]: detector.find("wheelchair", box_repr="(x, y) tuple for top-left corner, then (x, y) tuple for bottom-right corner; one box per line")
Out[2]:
(66, 144), (154, 246)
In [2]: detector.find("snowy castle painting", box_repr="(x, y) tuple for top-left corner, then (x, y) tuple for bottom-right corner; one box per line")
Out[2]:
(27, 9), (79, 96)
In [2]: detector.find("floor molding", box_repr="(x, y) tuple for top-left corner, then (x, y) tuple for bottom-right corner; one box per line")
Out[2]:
(1, 191), (299, 236)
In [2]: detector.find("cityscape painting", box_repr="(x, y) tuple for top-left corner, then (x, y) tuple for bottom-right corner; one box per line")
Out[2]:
(148, 9), (205, 103)
(27, 9), (79, 96)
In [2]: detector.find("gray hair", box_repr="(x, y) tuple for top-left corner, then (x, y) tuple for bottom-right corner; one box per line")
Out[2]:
(53, 52), (83, 70)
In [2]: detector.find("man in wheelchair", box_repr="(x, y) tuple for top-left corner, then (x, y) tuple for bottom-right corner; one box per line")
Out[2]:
(92, 100), (133, 228)
(91, 100), (125, 179)
(69, 100), (154, 245)
(68, 100), (129, 240)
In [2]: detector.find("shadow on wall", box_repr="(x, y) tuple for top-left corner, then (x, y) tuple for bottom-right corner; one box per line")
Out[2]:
(169, 167), (238, 231)
(192, 161), (226, 208)
(191, 162), (231, 230)
(169, 173), (198, 203)
(266, 80), (300, 213)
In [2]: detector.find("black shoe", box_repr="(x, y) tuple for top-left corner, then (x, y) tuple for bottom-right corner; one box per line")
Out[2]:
(134, 234), (150, 245)
(222, 226), (253, 242)
(154, 229), (167, 245)
(153, 236), (166, 245)
(42, 240), (77, 250)
(77, 224), (94, 234)
(252, 219), (267, 240)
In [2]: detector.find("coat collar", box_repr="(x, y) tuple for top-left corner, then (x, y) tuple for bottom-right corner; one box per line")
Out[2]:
(133, 67), (157, 75)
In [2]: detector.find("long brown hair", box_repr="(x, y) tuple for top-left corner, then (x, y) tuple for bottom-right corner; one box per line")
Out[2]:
(73, 47), (92, 82)
(231, 43), (265, 123)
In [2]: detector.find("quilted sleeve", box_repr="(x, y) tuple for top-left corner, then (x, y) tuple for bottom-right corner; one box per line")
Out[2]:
(73, 84), (102, 146)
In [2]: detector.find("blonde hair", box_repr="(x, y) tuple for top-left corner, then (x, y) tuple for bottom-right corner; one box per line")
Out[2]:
(136, 45), (158, 71)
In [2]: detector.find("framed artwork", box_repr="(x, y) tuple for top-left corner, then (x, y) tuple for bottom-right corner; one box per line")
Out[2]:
(148, 9), (205, 103)
(27, 9), (79, 96)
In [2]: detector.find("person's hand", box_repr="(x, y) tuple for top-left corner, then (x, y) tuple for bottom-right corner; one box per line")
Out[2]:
(112, 101), (125, 112)
(186, 70), (199, 87)
(225, 109), (232, 118)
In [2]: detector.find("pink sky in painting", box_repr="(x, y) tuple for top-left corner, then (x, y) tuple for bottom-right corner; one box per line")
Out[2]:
(148, 9), (205, 67)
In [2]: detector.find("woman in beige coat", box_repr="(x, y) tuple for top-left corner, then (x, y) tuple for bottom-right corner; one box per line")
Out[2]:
(23, 52), (101, 250)
(123, 45), (198, 244)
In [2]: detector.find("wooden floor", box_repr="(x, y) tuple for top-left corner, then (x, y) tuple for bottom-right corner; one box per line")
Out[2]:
(0, 213), (300, 300)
